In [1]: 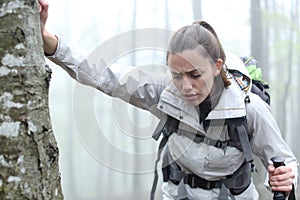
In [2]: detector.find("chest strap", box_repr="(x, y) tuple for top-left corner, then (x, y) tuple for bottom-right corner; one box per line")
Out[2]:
(166, 162), (252, 197)
(177, 129), (239, 150)
(203, 116), (253, 163)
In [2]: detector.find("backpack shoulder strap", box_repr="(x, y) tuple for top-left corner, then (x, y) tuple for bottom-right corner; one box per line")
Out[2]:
(204, 115), (253, 163)
(152, 114), (179, 141)
(251, 80), (270, 105)
(151, 115), (179, 200)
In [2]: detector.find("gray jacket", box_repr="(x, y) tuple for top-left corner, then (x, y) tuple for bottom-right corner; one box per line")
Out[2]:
(48, 36), (298, 199)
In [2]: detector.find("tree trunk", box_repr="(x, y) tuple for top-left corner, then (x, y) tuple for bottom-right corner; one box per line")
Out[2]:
(282, 0), (296, 141)
(250, 0), (272, 199)
(0, 0), (63, 199)
(271, 1), (286, 138)
(250, 0), (267, 69)
(262, 0), (270, 82)
(192, 0), (202, 21)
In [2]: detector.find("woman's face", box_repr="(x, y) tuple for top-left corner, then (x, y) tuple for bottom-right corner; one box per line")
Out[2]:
(168, 49), (222, 106)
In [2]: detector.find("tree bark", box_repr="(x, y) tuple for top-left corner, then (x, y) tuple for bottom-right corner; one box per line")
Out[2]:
(0, 0), (63, 199)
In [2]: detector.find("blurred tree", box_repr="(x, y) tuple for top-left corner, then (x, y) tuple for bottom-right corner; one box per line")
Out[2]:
(267, 0), (296, 139)
(131, 0), (143, 196)
(250, 0), (272, 199)
(269, 0), (287, 136)
(289, 5), (300, 196)
(192, 0), (202, 21)
(251, 0), (262, 59)
(0, 0), (63, 199)
(294, 0), (300, 167)
(253, 0), (299, 198)
(281, 0), (296, 139)
(251, 0), (269, 80)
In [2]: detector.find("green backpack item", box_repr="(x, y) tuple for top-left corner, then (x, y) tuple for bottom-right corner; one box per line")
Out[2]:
(241, 56), (270, 105)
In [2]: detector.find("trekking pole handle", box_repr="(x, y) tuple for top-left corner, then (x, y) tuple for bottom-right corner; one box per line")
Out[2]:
(271, 156), (286, 200)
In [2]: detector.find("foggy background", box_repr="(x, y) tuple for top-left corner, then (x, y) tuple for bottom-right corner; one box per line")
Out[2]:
(45, 0), (300, 199)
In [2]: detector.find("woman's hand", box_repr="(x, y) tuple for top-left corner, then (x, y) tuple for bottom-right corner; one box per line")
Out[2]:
(38, 0), (58, 55)
(39, 0), (48, 34)
(268, 165), (295, 193)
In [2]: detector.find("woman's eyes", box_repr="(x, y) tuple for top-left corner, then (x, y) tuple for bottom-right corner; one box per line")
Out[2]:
(188, 73), (202, 79)
(171, 72), (202, 80)
(186, 70), (202, 79)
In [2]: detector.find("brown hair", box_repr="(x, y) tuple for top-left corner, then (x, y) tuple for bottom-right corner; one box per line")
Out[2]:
(166, 20), (231, 87)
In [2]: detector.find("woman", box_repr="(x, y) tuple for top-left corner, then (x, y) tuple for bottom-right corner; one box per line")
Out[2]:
(39, 0), (298, 199)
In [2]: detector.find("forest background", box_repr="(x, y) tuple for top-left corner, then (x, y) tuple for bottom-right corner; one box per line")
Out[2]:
(44, 0), (300, 199)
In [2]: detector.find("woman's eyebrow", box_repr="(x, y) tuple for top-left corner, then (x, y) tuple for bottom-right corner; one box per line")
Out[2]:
(185, 68), (202, 73)
(170, 68), (202, 74)
(186, 69), (198, 73)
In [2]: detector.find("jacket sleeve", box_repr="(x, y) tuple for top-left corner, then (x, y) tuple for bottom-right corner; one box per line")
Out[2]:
(46, 36), (170, 116)
(246, 93), (299, 188)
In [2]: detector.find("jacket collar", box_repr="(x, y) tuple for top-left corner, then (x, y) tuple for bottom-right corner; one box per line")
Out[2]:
(206, 80), (246, 120)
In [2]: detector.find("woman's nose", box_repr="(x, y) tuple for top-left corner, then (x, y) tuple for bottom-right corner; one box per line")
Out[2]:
(182, 77), (193, 91)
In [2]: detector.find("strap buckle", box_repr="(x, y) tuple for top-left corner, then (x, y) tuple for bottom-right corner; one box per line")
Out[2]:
(193, 134), (205, 143)
(215, 140), (229, 149)
(185, 174), (221, 190)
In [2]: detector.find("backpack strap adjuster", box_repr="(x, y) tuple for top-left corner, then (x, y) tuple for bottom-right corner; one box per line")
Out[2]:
(244, 95), (251, 104)
(215, 140), (229, 149)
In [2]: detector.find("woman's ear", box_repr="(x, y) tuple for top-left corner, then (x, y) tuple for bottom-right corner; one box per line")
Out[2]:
(214, 59), (223, 76)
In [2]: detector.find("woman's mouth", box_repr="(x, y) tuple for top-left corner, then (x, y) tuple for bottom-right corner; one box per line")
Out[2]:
(183, 93), (198, 101)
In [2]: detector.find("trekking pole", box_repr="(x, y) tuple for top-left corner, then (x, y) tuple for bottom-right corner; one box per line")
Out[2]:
(271, 156), (286, 200)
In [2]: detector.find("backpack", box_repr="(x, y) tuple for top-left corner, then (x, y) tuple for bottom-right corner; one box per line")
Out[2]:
(240, 56), (270, 105)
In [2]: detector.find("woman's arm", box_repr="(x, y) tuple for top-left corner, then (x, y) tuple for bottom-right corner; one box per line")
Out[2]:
(247, 93), (298, 193)
(39, 0), (58, 55)
(38, 0), (169, 115)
